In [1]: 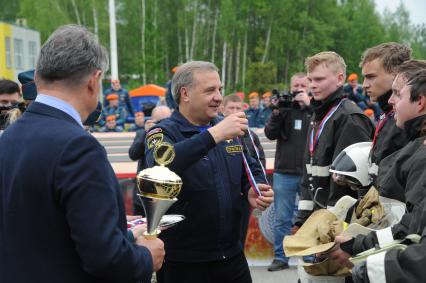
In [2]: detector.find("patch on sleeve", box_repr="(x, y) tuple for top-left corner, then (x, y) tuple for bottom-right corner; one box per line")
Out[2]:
(226, 144), (243, 154)
(147, 133), (164, 149)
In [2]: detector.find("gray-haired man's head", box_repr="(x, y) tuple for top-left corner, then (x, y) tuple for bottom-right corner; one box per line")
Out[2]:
(171, 61), (219, 104)
(36, 24), (109, 88)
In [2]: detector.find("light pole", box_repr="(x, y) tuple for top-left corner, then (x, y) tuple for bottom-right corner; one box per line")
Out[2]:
(108, 0), (118, 80)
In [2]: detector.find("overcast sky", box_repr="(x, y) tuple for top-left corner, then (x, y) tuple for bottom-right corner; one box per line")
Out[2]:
(375, 0), (426, 25)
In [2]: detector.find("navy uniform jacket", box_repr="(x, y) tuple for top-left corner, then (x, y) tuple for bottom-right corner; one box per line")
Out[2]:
(144, 110), (266, 262)
(104, 87), (133, 116)
(0, 102), (152, 283)
(99, 105), (128, 127)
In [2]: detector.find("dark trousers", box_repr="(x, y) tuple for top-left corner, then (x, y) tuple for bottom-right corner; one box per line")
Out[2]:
(157, 252), (252, 283)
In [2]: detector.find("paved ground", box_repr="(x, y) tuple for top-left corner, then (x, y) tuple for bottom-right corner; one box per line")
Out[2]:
(250, 266), (299, 283)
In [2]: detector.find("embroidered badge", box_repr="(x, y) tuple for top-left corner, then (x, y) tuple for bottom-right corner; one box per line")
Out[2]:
(226, 145), (243, 154)
(147, 133), (164, 149)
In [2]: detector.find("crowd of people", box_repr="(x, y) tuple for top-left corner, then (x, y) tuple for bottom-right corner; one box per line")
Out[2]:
(262, 43), (426, 283)
(1, 23), (426, 283)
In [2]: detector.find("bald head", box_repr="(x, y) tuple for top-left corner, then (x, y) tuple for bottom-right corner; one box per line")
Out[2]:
(151, 105), (172, 122)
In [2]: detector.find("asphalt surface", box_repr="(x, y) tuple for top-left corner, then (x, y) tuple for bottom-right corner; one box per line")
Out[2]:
(250, 266), (299, 283)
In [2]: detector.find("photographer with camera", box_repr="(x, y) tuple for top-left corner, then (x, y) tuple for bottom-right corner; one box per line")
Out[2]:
(264, 73), (312, 271)
(0, 80), (22, 134)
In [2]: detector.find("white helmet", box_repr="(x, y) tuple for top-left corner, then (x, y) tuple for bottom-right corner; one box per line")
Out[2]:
(329, 142), (372, 187)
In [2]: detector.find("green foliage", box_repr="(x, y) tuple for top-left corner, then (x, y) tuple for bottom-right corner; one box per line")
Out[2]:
(0, 0), (19, 21)
(411, 24), (426, 59)
(9, 0), (425, 91)
(246, 61), (276, 93)
(334, 0), (387, 74)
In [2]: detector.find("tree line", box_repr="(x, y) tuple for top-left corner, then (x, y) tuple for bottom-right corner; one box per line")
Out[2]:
(2, 0), (426, 94)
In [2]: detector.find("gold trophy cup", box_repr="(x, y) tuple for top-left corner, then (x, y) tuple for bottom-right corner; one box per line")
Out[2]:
(136, 142), (182, 239)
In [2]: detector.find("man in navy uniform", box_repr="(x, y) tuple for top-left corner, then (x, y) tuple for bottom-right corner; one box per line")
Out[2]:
(245, 92), (265, 128)
(0, 24), (164, 283)
(99, 93), (128, 127)
(145, 61), (273, 283)
(104, 79), (133, 115)
(99, 115), (124, 132)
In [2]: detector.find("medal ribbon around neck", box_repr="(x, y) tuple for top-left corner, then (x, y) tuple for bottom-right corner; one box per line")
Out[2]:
(309, 99), (346, 157)
(237, 133), (268, 197)
(372, 111), (394, 148)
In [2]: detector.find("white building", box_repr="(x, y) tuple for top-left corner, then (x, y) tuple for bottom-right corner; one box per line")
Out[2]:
(0, 21), (41, 81)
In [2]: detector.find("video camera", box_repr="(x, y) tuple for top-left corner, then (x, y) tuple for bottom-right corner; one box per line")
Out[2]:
(271, 89), (302, 109)
(0, 102), (27, 113)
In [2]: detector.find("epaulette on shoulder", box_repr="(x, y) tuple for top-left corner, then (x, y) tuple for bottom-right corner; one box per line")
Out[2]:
(146, 127), (162, 137)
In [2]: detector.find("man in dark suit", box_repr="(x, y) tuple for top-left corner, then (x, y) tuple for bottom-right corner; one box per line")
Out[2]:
(0, 24), (164, 283)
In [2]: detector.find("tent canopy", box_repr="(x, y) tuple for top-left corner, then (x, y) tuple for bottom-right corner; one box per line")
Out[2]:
(129, 84), (166, 97)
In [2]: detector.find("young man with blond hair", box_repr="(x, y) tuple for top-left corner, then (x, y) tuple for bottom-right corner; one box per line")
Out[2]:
(359, 43), (411, 184)
(293, 51), (374, 228)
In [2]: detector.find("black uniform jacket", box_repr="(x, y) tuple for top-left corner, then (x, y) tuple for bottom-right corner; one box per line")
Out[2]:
(369, 91), (409, 184)
(264, 103), (312, 175)
(295, 88), (374, 226)
(350, 115), (426, 283)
